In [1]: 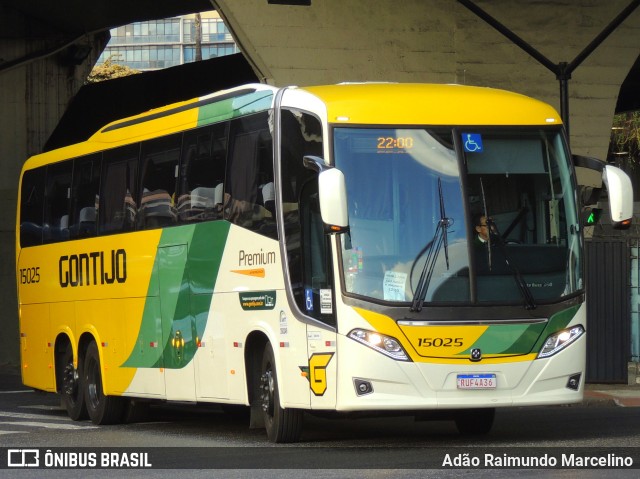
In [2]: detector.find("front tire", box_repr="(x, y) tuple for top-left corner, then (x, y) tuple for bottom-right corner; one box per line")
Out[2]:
(59, 343), (87, 421)
(260, 343), (303, 443)
(83, 341), (125, 425)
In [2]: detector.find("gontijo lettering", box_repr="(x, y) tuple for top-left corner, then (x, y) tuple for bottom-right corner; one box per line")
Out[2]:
(59, 249), (127, 287)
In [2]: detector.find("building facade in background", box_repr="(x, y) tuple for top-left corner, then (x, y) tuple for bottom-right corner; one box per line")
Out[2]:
(97, 11), (238, 71)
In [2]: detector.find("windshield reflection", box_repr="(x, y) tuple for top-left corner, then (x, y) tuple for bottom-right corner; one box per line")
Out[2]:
(334, 127), (581, 307)
(334, 128), (468, 303)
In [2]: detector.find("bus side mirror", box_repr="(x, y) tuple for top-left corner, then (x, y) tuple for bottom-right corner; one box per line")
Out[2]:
(318, 168), (349, 233)
(603, 164), (633, 229)
(303, 155), (349, 234)
(573, 155), (633, 230)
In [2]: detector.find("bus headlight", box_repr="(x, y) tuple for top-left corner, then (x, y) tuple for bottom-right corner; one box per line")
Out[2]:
(348, 329), (411, 361)
(537, 325), (584, 359)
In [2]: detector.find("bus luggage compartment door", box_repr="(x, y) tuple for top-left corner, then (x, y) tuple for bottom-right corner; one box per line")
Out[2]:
(158, 244), (197, 401)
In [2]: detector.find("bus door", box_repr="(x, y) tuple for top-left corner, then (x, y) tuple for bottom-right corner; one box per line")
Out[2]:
(158, 243), (197, 401)
(299, 180), (337, 409)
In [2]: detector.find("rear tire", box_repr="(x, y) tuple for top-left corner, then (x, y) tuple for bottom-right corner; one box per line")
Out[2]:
(260, 343), (303, 443)
(454, 408), (495, 435)
(59, 343), (87, 421)
(83, 341), (125, 425)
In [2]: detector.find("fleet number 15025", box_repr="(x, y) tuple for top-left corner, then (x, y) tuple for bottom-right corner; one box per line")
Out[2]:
(19, 267), (40, 285)
(417, 337), (463, 347)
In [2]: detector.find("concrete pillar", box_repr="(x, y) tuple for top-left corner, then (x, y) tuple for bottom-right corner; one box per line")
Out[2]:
(0, 5), (106, 368)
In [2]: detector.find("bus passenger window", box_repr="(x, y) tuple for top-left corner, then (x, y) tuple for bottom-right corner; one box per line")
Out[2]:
(178, 123), (227, 223)
(69, 153), (101, 239)
(224, 112), (276, 238)
(99, 144), (139, 235)
(20, 167), (46, 247)
(43, 161), (73, 244)
(139, 134), (181, 230)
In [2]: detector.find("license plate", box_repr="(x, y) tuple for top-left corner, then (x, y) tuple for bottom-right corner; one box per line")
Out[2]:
(457, 373), (497, 389)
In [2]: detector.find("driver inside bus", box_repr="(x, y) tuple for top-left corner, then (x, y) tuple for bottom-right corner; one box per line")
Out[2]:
(474, 213), (491, 245)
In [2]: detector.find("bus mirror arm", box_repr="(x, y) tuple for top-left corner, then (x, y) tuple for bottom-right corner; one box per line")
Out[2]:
(303, 156), (350, 234)
(573, 155), (633, 230)
(303, 155), (330, 173)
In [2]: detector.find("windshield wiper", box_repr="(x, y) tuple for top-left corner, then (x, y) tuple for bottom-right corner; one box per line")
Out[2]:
(411, 178), (451, 312)
(480, 178), (492, 270)
(439, 177), (450, 270)
(478, 178), (535, 310)
(486, 218), (537, 311)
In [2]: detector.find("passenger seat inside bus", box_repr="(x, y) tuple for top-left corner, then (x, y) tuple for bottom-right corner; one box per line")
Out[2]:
(139, 188), (177, 229)
(259, 182), (275, 218)
(177, 183), (223, 222)
(55, 214), (70, 241)
(76, 207), (96, 237)
(191, 185), (221, 219)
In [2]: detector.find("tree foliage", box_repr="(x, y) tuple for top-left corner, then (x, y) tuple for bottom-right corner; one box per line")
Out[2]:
(610, 111), (640, 168)
(86, 55), (141, 84)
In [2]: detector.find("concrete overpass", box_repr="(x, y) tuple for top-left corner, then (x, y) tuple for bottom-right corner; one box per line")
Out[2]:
(1, 0), (640, 367)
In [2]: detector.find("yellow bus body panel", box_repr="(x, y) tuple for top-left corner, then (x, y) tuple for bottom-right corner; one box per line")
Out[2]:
(17, 230), (162, 392)
(302, 83), (561, 126)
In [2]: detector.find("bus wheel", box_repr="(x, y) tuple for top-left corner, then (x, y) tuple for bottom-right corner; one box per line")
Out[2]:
(454, 408), (495, 435)
(83, 341), (125, 425)
(59, 343), (87, 421)
(259, 343), (303, 443)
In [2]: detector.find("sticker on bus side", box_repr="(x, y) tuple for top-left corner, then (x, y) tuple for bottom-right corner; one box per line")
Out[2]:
(239, 291), (276, 310)
(299, 352), (334, 396)
(462, 133), (483, 153)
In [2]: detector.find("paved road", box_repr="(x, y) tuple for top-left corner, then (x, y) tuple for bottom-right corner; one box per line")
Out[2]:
(0, 371), (639, 478)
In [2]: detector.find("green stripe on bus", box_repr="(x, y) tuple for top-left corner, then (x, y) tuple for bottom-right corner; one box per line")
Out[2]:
(530, 304), (581, 352)
(458, 323), (546, 356)
(456, 304), (579, 356)
(196, 91), (273, 127)
(122, 221), (230, 369)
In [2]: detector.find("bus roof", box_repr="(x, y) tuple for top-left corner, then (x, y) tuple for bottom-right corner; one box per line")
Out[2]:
(300, 83), (562, 127)
(22, 82), (561, 171)
(22, 84), (277, 170)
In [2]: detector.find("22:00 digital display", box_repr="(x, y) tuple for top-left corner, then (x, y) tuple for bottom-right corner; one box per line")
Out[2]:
(377, 136), (414, 150)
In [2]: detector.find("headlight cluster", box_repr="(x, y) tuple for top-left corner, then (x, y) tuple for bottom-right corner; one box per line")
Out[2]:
(538, 325), (585, 359)
(348, 329), (410, 361)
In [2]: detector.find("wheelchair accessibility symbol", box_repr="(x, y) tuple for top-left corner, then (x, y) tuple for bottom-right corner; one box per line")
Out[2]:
(305, 288), (314, 312)
(462, 133), (483, 153)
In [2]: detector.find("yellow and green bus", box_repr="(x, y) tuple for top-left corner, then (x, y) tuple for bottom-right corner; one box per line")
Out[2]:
(16, 82), (632, 442)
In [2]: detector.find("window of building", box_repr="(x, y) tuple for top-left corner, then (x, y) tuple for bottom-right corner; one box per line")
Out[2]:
(96, 13), (238, 71)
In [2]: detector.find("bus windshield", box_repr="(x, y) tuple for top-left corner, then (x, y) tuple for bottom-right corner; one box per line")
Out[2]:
(334, 127), (581, 306)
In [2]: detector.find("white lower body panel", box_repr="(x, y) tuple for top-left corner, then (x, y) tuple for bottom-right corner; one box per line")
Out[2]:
(336, 333), (585, 411)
